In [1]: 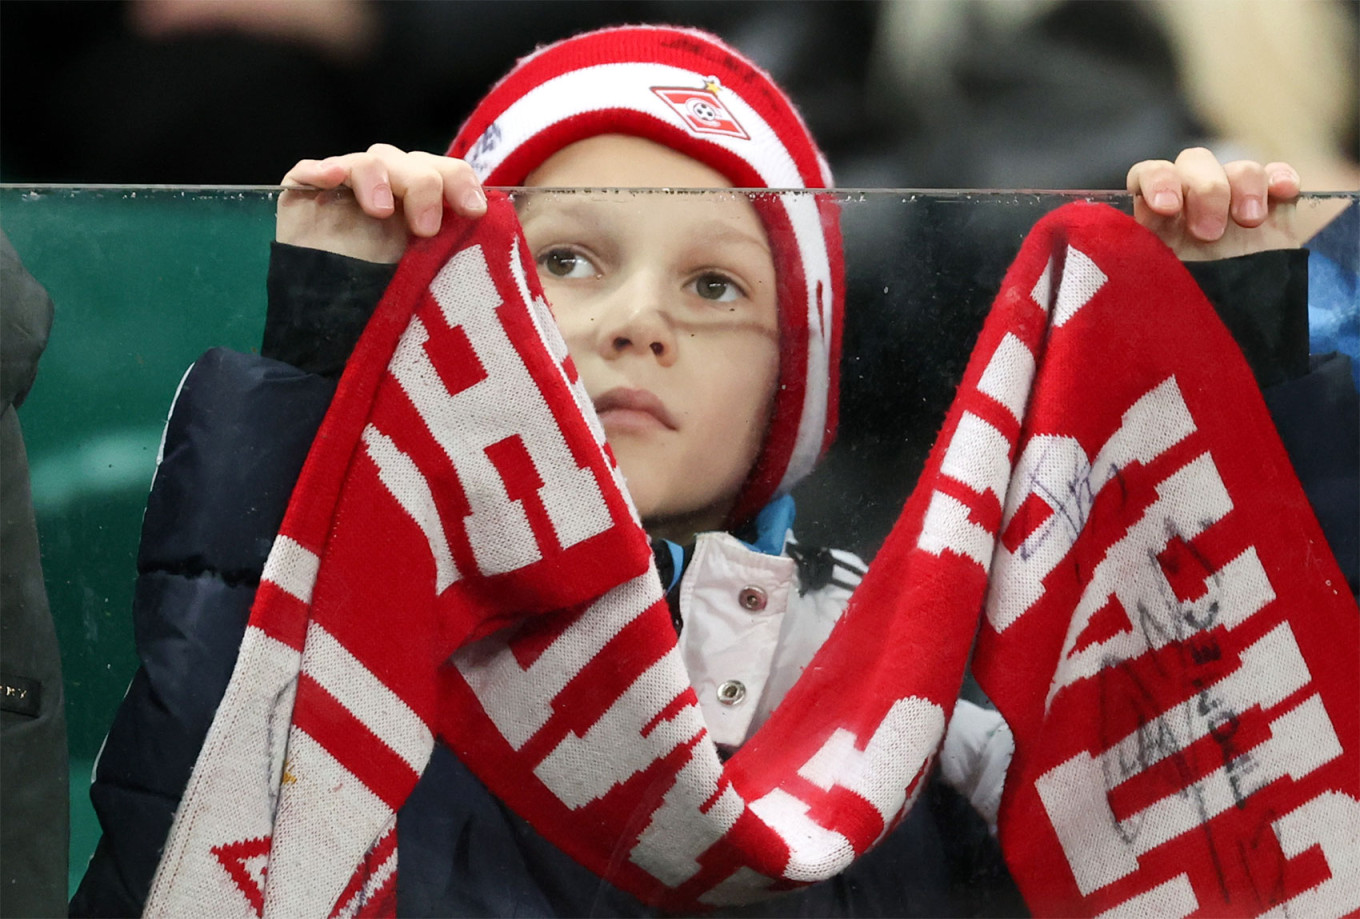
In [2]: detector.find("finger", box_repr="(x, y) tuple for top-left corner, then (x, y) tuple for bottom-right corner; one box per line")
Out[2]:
(280, 157), (351, 189)
(1127, 159), (1183, 215)
(393, 153), (488, 233)
(1223, 160), (1269, 227)
(399, 152), (485, 221)
(347, 150), (399, 218)
(386, 155), (448, 236)
(1264, 161), (1302, 200)
(436, 156), (487, 218)
(1175, 147), (1230, 241)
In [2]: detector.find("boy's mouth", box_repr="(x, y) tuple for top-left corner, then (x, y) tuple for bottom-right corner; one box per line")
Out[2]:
(593, 387), (678, 432)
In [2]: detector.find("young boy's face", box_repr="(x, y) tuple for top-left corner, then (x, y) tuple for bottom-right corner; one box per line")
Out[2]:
(519, 135), (781, 541)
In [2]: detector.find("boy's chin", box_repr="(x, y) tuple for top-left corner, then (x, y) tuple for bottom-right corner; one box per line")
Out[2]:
(616, 455), (743, 541)
(638, 500), (735, 544)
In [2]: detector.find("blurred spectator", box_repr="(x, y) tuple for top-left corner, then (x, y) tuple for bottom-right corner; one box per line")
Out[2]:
(861, 0), (1358, 191)
(1153, 0), (1358, 191)
(126, 0), (378, 61)
(1, 230), (67, 919)
(859, 0), (1200, 187)
(1152, 0), (1359, 243)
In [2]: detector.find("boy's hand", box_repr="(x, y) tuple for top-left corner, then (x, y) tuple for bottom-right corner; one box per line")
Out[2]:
(1127, 148), (1301, 262)
(277, 144), (488, 263)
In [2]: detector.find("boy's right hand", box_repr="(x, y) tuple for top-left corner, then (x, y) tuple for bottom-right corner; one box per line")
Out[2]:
(277, 144), (488, 263)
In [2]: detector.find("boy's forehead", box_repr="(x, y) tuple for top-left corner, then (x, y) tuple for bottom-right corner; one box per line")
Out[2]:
(516, 192), (772, 255)
(522, 135), (731, 189)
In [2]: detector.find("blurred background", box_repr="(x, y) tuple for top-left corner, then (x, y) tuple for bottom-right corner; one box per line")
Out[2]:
(3, 0), (1357, 190)
(1, 2), (1356, 911)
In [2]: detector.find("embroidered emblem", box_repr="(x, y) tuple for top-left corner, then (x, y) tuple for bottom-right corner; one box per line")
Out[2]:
(651, 77), (749, 140)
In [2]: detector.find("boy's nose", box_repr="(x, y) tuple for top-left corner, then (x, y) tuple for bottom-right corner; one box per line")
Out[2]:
(612, 335), (666, 358)
(595, 277), (678, 366)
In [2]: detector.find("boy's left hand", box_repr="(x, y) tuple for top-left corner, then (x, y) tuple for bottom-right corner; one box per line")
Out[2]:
(1128, 148), (1301, 261)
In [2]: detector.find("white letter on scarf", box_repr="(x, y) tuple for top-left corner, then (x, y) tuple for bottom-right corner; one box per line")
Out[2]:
(1036, 622), (1340, 896)
(987, 377), (1197, 633)
(391, 244), (615, 576)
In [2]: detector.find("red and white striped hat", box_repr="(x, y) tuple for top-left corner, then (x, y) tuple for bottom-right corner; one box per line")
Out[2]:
(446, 25), (844, 527)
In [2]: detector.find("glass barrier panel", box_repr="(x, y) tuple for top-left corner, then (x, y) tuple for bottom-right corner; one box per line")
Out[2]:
(0, 185), (1354, 907)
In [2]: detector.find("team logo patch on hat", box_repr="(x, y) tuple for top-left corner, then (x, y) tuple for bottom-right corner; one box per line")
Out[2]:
(652, 77), (749, 140)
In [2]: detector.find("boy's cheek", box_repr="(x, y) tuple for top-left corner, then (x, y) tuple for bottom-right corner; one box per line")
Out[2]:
(547, 298), (603, 353)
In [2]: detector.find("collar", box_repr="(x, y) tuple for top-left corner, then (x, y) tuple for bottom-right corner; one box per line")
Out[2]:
(652, 494), (796, 594)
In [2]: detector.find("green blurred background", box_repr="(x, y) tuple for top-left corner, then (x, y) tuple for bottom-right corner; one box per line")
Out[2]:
(1, 187), (275, 892)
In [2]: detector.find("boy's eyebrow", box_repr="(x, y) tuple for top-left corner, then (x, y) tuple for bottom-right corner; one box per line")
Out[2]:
(518, 199), (771, 255)
(516, 197), (597, 224)
(516, 199), (612, 236)
(692, 220), (771, 255)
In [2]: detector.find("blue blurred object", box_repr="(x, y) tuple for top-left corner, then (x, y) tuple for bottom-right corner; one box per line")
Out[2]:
(1307, 202), (1360, 388)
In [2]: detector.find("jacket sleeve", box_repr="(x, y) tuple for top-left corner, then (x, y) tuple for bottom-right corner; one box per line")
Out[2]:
(70, 245), (393, 917)
(2, 230), (71, 918)
(1186, 249), (1358, 596)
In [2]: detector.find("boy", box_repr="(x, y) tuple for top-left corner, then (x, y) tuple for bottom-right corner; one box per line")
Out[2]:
(75, 24), (1315, 918)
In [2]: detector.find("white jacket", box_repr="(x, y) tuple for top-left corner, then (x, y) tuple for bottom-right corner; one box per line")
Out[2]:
(677, 528), (1014, 830)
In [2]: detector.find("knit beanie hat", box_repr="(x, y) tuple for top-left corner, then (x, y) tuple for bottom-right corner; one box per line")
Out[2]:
(446, 24), (844, 527)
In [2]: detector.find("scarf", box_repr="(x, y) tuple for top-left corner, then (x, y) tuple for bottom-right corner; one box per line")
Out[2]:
(146, 195), (1358, 917)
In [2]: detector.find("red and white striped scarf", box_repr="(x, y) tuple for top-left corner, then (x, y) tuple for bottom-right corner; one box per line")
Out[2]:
(147, 195), (1358, 917)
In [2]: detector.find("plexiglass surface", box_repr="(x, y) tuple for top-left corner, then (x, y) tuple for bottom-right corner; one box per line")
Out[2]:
(1, 186), (1355, 896)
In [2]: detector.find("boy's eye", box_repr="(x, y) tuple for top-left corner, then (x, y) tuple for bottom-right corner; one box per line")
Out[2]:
(538, 248), (597, 279)
(692, 272), (742, 303)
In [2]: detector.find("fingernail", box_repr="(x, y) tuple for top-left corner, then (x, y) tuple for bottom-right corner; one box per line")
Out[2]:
(1195, 214), (1226, 240)
(417, 208), (441, 236)
(1239, 195), (1265, 221)
(1269, 166), (1300, 188)
(1152, 191), (1179, 211)
(374, 185), (394, 211)
(461, 186), (487, 212)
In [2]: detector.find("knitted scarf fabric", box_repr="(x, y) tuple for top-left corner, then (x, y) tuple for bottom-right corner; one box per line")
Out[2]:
(147, 197), (1358, 917)
(967, 207), (1360, 915)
